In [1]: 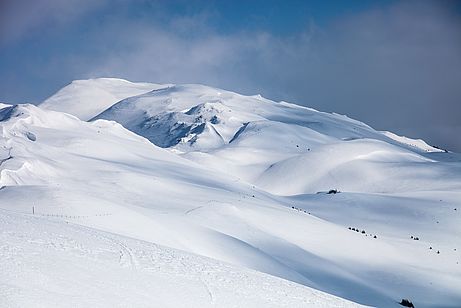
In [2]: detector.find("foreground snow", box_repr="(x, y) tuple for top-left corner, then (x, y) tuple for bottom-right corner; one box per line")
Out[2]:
(1, 210), (364, 308)
(1, 79), (460, 307)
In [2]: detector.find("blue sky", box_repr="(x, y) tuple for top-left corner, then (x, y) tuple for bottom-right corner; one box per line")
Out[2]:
(1, 0), (460, 151)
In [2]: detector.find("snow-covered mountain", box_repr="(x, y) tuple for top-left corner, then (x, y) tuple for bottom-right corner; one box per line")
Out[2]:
(1, 78), (460, 307)
(91, 83), (459, 195)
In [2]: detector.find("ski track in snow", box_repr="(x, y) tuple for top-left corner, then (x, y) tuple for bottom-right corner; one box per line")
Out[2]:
(0, 209), (365, 308)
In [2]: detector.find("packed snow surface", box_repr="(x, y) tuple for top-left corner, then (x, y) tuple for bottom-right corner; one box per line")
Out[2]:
(1, 78), (460, 307)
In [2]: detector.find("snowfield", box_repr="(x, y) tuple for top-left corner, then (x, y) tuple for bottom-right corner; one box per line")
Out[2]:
(1, 210), (363, 308)
(1, 78), (460, 307)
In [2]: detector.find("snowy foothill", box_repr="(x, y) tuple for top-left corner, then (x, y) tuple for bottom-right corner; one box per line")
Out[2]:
(1, 78), (460, 307)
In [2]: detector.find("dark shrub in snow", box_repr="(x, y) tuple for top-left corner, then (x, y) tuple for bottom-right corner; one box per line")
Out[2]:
(399, 298), (415, 307)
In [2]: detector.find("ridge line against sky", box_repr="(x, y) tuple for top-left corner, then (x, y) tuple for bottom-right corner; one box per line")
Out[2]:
(0, 0), (460, 151)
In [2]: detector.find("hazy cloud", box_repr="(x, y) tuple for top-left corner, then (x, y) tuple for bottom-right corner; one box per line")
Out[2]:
(0, 0), (107, 45)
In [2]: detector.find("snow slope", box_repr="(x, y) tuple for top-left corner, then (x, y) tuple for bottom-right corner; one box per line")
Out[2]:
(40, 78), (167, 121)
(381, 131), (447, 153)
(1, 210), (364, 308)
(0, 79), (460, 307)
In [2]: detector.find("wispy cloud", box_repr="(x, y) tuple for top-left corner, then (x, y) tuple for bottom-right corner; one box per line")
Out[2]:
(0, 0), (108, 45)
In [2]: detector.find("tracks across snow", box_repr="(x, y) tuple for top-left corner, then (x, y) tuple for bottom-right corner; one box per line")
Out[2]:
(0, 209), (366, 307)
(73, 224), (139, 270)
(99, 234), (139, 270)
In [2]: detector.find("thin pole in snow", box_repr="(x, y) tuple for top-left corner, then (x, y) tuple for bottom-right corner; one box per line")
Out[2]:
(32, 206), (35, 215)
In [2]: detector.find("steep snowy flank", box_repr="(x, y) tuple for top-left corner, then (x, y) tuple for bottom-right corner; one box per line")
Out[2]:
(92, 85), (261, 151)
(382, 131), (446, 153)
(40, 78), (168, 121)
